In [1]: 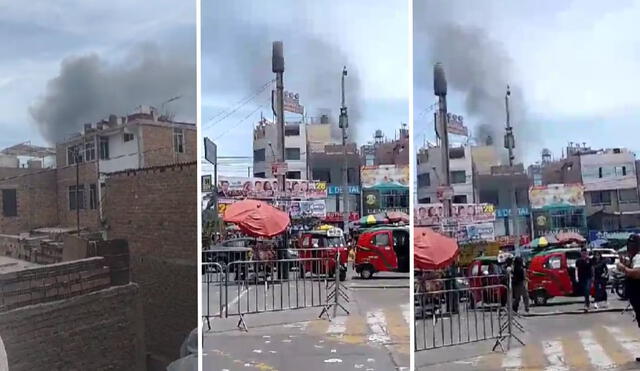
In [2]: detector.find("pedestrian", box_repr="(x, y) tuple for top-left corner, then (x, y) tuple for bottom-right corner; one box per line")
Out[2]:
(444, 262), (459, 314)
(616, 234), (640, 363)
(576, 247), (594, 311)
(593, 251), (608, 309)
(512, 256), (530, 313)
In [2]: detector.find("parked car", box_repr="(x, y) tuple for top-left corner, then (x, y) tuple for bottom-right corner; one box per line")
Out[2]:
(354, 226), (410, 279)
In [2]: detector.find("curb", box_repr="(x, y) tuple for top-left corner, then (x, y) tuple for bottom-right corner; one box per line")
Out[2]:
(348, 284), (410, 289)
(522, 307), (626, 317)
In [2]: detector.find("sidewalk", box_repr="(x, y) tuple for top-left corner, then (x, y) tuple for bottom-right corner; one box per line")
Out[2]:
(523, 295), (629, 316)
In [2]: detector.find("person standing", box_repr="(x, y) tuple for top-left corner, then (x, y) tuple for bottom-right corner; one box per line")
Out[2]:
(593, 251), (609, 309)
(512, 256), (530, 313)
(616, 234), (640, 363)
(576, 247), (594, 311)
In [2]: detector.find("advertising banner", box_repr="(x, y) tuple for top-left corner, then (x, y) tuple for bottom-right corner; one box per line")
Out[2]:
(414, 203), (496, 226)
(217, 176), (327, 199)
(324, 212), (360, 223)
(217, 198), (326, 219)
(529, 184), (585, 209)
(589, 229), (640, 241)
(361, 165), (409, 188)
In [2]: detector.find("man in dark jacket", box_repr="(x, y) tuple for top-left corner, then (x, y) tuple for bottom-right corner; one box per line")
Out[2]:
(576, 247), (594, 311)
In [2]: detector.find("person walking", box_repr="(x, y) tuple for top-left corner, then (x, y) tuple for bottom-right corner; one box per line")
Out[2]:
(512, 256), (530, 313)
(576, 247), (594, 311)
(616, 234), (640, 363)
(593, 251), (609, 309)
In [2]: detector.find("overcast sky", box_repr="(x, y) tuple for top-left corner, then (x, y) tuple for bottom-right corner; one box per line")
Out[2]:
(414, 0), (640, 166)
(202, 0), (409, 176)
(0, 1), (195, 148)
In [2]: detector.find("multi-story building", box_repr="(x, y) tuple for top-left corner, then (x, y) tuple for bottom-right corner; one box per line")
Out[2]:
(0, 106), (196, 234)
(0, 142), (56, 169)
(360, 124), (409, 167)
(253, 118), (308, 179)
(416, 144), (474, 204)
(308, 143), (361, 217)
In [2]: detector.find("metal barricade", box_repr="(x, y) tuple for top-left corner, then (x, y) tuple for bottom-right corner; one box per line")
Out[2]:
(201, 248), (348, 331)
(202, 262), (224, 330)
(414, 272), (524, 352)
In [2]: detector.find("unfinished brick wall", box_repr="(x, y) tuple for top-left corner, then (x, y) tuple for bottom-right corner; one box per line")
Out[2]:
(141, 124), (196, 167)
(0, 257), (110, 311)
(103, 162), (196, 364)
(0, 283), (145, 371)
(0, 168), (58, 234)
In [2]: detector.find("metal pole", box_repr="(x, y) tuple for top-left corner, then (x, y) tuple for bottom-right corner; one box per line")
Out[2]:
(75, 147), (80, 235)
(505, 86), (519, 255)
(273, 41), (286, 193)
(434, 63), (451, 219)
(340, 66), (350, 235)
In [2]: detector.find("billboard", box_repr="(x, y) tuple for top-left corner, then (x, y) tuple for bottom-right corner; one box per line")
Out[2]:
(414, 203), (496, 226)
(458, 223), (495, 244)
(217, 176), (327, 199)
(361, 165), (409, 188)
(203, 137), (217, 165)
(529, 184), (585, 209)
(283, 91), (304, 114)
(218, 198), (326, 219)
(202, 175), (213, 193)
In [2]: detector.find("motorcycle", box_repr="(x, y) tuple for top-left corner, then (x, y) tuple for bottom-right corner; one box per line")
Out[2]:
(612, 271), (626, 300)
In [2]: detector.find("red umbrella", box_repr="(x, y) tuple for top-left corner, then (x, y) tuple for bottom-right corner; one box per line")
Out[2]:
(414, 227), (459, 270)
(556, 231), (586, 244)
(386, 211), (409, 223)
(223, 200), (290, 237)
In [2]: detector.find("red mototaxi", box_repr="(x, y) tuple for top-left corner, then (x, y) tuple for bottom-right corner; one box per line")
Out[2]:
(527, 247), (596, 305)
(297, 227), (349, 281)
(354, 226), (410, 279)
(467, 256), (508, 307)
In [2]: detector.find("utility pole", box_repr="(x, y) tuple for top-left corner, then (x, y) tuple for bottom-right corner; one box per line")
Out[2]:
(433, 63), (452, 219)
(75, 146), (81, 235)
(272, 41), (286, 193)
(339, 66), (350, 236)
(504, 86), (520, 255)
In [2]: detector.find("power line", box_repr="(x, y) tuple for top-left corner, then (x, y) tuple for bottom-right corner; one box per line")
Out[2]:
(203, 79), (274, 130)
(213, 102), (267, 141)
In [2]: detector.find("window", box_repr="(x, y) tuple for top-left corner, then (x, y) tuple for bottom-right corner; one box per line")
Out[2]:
(2, 189), (17, 217)
(371, 233), (390, 247)
(84, 141), (96, 162)
(615, 166), (627, 176)
(450, 170), (466, 184)
(598, 167), (603, 178)
(544, 256), (562, 270)
(347, 168), (356, 183)
(479, 190), (499, 206)
(452, 195), (468, 204)
(365, 154), (374, 166)
(89, 184), (97, 210)
(67, 144), (83, 165)
(254, 172), (266, 178)
(99, 137), (109, 160)
(381, 189), (409, 209)
(68, 185), (86, 210)
(591, 190), (612, 205)
(619, 189), (639, 203)
(254, 149), (265, 162)
(417, 173), (431, 187)
(173, 128), (184, 153)
(286, 171), (301, 179)
(420, 197), (431, 203)
(533, 173), (542, 186)
(285, 147), (300, 160)
(124, 133), (134, 142)
(284, 125), (300, 136)
(314, 169), (331, 182)
(449, 147), (465, 159)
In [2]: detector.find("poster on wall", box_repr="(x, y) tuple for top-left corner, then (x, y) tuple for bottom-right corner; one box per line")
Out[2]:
(361, 165), (409, 188)
(218, 198), (326, 219)
(217, 176), (327, 199)
(529, 184), (585, 209)
(414, 203), (496, 226)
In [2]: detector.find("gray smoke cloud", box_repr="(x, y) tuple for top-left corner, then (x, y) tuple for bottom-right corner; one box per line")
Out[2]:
(30, 42), (195, 144)
(203, 2), (363, 141)
(415, 2), (537, 162)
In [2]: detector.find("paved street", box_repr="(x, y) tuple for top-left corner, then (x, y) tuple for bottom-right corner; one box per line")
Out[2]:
(203, 268), (409, 371)
(417, 297), (640, 370)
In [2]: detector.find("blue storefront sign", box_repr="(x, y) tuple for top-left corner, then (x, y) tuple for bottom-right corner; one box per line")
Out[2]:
(327, 185), (361, 195)
(588, 229), (640, 242)
(495, 207), (530, 218)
